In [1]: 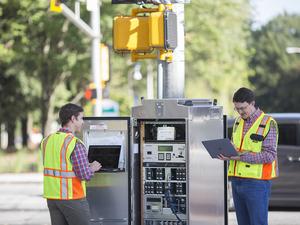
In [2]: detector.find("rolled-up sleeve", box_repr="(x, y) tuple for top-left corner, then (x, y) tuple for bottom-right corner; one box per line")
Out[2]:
(70, 141), (94, 181)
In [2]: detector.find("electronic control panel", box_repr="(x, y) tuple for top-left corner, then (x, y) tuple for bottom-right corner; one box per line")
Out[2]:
(141, 120), (188, 225)
(143, 144), (186, 163)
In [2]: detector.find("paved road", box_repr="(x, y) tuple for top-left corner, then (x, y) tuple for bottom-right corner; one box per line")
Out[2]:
(0, 173), (299, 225)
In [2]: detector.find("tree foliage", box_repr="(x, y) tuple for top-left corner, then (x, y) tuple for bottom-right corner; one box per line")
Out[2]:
(185, 0), (252, 114)
(1, 0), (91, 138)
(249, 14), (300, 112)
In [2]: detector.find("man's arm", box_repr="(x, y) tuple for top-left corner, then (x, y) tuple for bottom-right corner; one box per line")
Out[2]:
(71, 141), (100, 181)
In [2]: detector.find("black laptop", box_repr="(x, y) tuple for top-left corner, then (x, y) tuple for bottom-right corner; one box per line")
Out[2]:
(88, 145), (122, 172)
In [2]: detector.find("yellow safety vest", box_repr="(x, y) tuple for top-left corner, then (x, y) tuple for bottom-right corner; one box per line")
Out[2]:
(228, 112), (278, 180)
(41, 132), (86, 199)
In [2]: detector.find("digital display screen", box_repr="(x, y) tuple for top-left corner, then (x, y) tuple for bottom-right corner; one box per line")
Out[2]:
(158, 145), (173, 152)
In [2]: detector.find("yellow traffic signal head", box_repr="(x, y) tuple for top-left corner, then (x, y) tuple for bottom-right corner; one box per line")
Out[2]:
(149, 12), (164, 48)
(113, 5), (178, 61)
(113, 16), (151, 52)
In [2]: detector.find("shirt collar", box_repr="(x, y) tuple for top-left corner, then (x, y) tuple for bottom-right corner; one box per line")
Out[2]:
(58, 127), (73, 133)
(244, 108), (262, 123)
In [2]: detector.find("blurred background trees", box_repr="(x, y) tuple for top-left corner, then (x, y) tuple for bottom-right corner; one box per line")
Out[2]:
(185, 0), (252, 113)
(0, 0), (299, 151)
(249, 14), (300, 112)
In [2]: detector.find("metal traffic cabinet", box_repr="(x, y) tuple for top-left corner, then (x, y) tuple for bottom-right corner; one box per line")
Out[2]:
(82, 99), (227, 225)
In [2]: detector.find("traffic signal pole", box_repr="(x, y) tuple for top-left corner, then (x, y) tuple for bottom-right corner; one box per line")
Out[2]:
(158, 4), (185, 99)
(59, 1), (102, 116)
(90, 1), (102, 116)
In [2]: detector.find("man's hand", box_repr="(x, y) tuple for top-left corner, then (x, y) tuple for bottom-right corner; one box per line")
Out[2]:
(90, 161), (102, 172)
(217, 141), (241, 160)
(218, 154), (241, 161)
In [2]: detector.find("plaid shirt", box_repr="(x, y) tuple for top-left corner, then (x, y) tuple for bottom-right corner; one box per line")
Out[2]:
(239, 109), (278, 171)
(59, 128), (94, 181)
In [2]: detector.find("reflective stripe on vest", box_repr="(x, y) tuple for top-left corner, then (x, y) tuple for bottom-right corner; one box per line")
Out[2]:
(42, 133), (86, 200)
(41, 135), (50, 165)
(228, 113), (278, 180)
(44, 168), (76, 178)
(60, 135), (73, 199)
(256, 115), (270, 136)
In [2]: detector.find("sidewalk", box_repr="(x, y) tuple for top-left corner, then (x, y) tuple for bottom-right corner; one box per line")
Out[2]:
(0, 173), (298, 225)
(0, 173), (43, 183)
(0, 173), (50, 225)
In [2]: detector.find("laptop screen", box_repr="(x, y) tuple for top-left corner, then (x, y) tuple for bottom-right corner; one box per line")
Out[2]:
(88, 145), (121, 171)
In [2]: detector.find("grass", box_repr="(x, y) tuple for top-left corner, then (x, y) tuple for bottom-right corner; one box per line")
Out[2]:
(0, 149), (43, 173)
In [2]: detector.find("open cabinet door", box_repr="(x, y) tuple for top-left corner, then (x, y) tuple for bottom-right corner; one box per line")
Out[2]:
(82, 117), (131, 225)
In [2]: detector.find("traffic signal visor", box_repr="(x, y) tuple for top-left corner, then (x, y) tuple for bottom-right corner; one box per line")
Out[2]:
(113, 16), (151, 52)
(149, 12), (164, 48)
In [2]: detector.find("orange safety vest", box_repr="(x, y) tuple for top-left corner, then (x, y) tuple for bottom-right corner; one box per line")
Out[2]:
(41, 132), (86, 199)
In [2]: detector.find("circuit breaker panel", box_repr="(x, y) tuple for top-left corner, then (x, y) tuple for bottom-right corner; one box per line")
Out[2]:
(132, 99), (227, 225)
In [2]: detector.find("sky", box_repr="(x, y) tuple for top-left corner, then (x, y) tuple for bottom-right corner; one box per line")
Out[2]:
(251, 0), (300, 27)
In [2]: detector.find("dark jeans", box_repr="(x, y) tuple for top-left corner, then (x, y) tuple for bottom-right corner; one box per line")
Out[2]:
(231, 177), (272, 225)
(47, 198), (91, 225)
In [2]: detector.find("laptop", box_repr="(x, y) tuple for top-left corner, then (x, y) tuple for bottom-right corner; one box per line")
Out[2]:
(88, 145), (122, 172)
(202, 138), (238, 159)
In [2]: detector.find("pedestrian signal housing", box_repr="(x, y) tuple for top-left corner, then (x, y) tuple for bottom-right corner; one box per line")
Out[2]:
(113, 16), (151, 52)
(113, 7), (177, 53)
(149, 11), (177, 49)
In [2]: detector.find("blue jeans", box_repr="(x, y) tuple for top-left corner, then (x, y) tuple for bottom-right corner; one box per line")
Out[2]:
(231, 177), (272, 225)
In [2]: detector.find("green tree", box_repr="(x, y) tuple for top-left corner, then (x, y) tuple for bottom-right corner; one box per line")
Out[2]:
(0, 0), (30, 151)
(249, 13), (300, 112)
(20, 1), (91, 135)
(185, 0), (252, 114)
(0, 0), (91, 150)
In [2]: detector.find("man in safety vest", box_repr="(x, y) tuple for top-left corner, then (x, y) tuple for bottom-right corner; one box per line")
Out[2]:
(41, 103), (101, 225)
(219, 87), (278, 225)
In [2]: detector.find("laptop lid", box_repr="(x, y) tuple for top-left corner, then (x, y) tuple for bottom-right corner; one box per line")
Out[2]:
(202, 138), (238, 159)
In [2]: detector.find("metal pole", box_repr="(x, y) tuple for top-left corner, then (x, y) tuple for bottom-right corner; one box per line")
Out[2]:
(61, 4), (97, 38)
(286, 47), (300, 54)
(162, 4), (185, 98)
(157, 60), (164, 99)
(91, 0), (102, 116)
(147, 63), (154, 99)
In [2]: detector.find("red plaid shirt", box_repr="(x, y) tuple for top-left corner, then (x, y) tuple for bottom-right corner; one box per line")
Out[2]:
(59, 128), (94, 181)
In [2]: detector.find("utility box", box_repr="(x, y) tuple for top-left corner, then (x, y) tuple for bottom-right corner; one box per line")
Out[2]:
(131, 99), (227, 225)
(82, 118), (131, 225)
(83, 99), (227, 225)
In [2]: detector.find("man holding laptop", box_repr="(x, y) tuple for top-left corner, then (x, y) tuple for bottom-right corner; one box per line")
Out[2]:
(219, 87), (279, 225)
